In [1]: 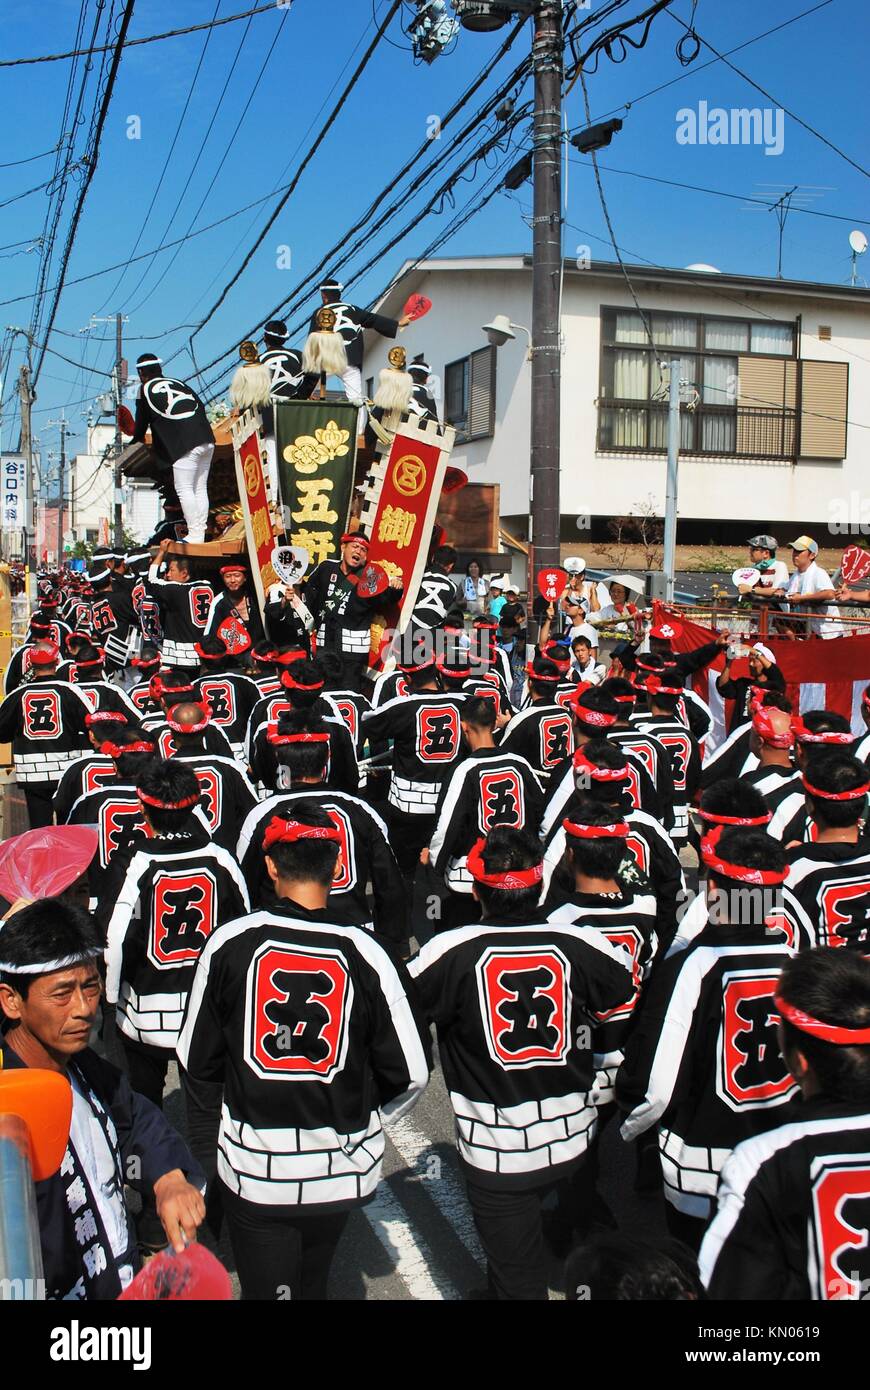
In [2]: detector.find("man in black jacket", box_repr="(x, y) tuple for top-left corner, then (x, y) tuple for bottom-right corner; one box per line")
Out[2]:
(310, 276), (411, 406)
(700, 948), (870, 1300)
(132, 352), (214, 544)
(0, 900), (204, 1298)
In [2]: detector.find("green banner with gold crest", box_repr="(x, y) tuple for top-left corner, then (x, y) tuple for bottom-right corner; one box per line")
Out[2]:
(275, 400), (358, 567)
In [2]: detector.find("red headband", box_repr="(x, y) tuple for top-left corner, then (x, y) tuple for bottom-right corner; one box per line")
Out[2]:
(272, 649), (307, 667)
(162, 683), (195, 698)
(29, 644), (59, 666)
(701, 837), (788, 885)
(85, 711), (127, 727)
(525, 663), (561, 683)
(131, 654), (161, 669)
(752, 707), (795, 748)
(645, 674), (683, 697)
(634, 657), (662, 674)
(252, 648), (277, 665)
(263, 816), (341, 850)
(398, 659), (436, 674)
(340, 532), (368, 547)
(792, 719), (853, 745)
(466, 839), (544, 890)
(563, 818), (629, 839)
(543, 647), (571, 668)
(775, 995), (870, 1046)
(610, 692), (637, 704)
(436, 657), (472, 679)
(194, 643), (224, 661)
(698, 808), (772, 827)
(166, 709), (210, 734)
(137, 789), (200, 810)
(571, 701), (617, 729)
(220, 564), (246, 576)
(573, 749), (628, 782)
(281, 670), (324, 692)
(802, 775), (870, 802)
(101, 739), (156, 758)
(266, 723), (330, 746)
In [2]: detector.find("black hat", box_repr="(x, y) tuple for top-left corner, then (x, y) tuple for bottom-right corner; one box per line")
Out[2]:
(136, 352), (162, 369)
(263, 319), (288, 342)
(408, 353), (430, 377)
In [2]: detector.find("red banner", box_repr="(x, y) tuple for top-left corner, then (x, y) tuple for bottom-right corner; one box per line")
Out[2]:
(364, 431), (446, 626)
(233, 413), (274, 619)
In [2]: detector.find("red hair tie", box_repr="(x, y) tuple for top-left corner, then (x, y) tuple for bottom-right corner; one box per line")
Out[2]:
(752, 707), (794, 748)
(645, 674), (683, 697)
(137, 789), (200, 810)
(774, 995), (870, 1045)
(701, 838), (788, 885)
(802, 776), (870, 802)
(563, 818), (629, 839)
(281, 670), (324, 692)
(262, 816), (341, 850)
(266, 722), (330, 746)
(85, 711), (127, 727)
(571, 701), (617, 729)
(166, 707), (210, 734)
(466, 838), (544, 889)
(698, 808), (772, 827)
(792, 718), (853, 745)
(573, 749), (628, 782)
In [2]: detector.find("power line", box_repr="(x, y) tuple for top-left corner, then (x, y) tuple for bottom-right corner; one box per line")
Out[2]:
(93, 0), (223, 314)
(567, 159), (870, 227)
(665, 7), (869, 179)
(0, 144), (63, 168)
(0, 1), (280, 66)
(189, 0), (406, 345)
(124, 0), (295, 314)
(573, 0), (835, 121)
(187, 20), (532, 386)
(0, 178), (55, 209)
(32, 2), (137, 387)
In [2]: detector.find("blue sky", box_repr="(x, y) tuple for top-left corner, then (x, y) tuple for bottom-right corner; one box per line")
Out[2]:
(1, 0), (867, 463)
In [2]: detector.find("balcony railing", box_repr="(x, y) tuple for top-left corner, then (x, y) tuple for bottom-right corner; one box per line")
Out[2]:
(597, 401), (797, 461)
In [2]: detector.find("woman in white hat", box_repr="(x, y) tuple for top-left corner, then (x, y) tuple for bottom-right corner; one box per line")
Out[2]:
(586, 574), (645, 638)
(716, 640), (786, 731)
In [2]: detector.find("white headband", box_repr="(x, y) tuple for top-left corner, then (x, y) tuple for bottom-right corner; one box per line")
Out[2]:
(752, 642), (775, 665)
(0, 950), (102, 975)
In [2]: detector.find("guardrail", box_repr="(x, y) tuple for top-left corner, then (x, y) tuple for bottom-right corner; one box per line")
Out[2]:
(662, 596), (870, 641)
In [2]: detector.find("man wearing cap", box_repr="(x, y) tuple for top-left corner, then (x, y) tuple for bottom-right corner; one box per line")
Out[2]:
(303, 531), (399, 692)
(617, 827), (800, 1250)
(0, 899), (206, 1298)
(700, 947), (870, 1299)
(309, 278), (411, 406)
(131, 353), (214, 545)
(0, 643), (91, 827)
(786, 536), (841, 637)
(746, 534), (790, 599)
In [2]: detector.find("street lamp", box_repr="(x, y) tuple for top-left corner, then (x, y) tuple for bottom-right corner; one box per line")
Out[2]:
(482, 315), (532, 359)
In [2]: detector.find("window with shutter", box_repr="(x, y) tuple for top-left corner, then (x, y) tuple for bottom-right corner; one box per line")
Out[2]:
(798, 359), (848, 459)
(444, 348), (496, 442)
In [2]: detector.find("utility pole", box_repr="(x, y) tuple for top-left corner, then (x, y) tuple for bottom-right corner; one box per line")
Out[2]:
(46, 413), (69, 567)
(114, 312), (125, 550)
(662, 358), (681, 602)
(89, 313), (127, 549)
(529, 0), (563, 584)
(17, 365), (37, 592)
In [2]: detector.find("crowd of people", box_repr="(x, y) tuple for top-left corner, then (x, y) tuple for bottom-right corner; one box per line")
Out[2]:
(0, 526), (869, 1306)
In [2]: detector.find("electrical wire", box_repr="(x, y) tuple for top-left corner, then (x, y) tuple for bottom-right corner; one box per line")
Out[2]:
(124, 0), (295, 314)
(0, 2), (279, 66)
(93, 0), (222, 314)
(189, 0), (406, 344)
(32, 2), (137, 387)
(666, 8), (868, 180)
(567, 159), (870, 227)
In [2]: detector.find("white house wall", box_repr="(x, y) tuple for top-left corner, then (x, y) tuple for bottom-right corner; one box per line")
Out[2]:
(365, 263), (870, 531)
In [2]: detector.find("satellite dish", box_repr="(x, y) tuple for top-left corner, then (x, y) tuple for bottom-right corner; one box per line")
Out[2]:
(849, 230), (868, 255)
(685, 263), (722, 274)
